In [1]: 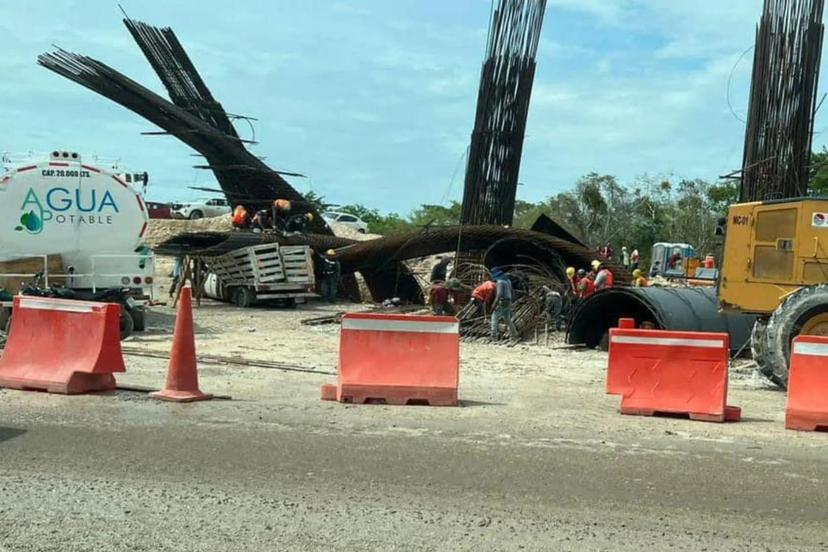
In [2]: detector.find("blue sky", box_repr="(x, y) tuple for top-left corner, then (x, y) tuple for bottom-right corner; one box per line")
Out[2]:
(2, 1), (828, 212)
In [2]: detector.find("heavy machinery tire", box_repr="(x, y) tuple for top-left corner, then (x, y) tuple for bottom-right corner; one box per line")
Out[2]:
(232, 287), (255, 308)
(189, 210), (204, 220)
(120, 309), (134, 340)
(762, 284), (828, 389)
(749, 318), (779, 384)
(130, 306), (146, 332)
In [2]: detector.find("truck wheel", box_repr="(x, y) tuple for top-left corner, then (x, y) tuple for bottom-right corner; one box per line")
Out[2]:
(232, 287), (255, 308)
(189, 210), (204, 220)
(120, 309), (135, 340)
(762, 284), (828, 389)
(750, 318), (780, 386)
(0, 307), (10, 335)
(130, 306), (146, 332)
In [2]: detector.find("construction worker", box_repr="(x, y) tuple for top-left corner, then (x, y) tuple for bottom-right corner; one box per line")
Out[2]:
(703, 254), (716, 269)
(285, 212), (313, 233)
(630, 248), (640, 270)
(319, 249), (340, 303)
(471, 278), (497, 317)
(566, 266), (577, 297)
(231, 205), (250, 230)
(491, 268), (518, 340)
(430, 279), (461, 316)
(594, 261), (614, 291)
(632, 268), (649, 287)
(621, 246), (630, 269)
(578, 269), (595, 299)
(272, 199), (292, 230)
(430, 256), (452, 283)
(252, 208), (271, 232)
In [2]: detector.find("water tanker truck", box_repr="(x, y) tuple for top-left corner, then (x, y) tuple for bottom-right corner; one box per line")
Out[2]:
(0, 150), (155, 333)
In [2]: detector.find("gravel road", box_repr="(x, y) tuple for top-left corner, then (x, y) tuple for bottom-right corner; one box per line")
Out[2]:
(1, 300), (827, 551)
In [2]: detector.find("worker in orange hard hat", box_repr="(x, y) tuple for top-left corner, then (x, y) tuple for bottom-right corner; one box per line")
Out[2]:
(274, 199), (292, 211)
(231, 205), (250, 230)
(319, 248), (340, 303)
(272, 199), (292, 231)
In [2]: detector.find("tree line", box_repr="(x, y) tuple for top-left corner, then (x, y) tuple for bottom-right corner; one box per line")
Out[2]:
(311, 151), (828, 267)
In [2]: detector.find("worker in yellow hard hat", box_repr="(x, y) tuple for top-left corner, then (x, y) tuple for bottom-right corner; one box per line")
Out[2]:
(565, 266), (577, 297)
(319, 248), (340, 303)
(632, 268), (649, 288)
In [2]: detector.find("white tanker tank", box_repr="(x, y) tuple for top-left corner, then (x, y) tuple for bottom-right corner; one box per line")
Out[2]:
(0, 150), (155, 300)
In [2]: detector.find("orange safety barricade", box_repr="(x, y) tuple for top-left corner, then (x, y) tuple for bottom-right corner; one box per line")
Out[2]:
(0, 295), (125, 394)
(607, 328), (740, 422)
(321, 313), (460, 406)
(786, 335), (828, 432)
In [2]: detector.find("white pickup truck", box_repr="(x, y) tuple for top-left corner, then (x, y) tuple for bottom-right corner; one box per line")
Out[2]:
(0, 150), (156, 330)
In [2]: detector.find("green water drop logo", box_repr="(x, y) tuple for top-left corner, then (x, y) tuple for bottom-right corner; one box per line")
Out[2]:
(17, 210), (43, 234)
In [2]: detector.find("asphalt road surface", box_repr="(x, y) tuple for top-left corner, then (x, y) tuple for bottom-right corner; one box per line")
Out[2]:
(1, 304), (827, 551)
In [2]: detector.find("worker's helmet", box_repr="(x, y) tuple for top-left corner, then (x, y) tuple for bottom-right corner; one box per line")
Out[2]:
(233, 205), (246, 215)
(274, 199), (291, 211)
(622, 246), (627, 251)
(632, 268), (642, 278)
(566, 267), (575, 278)
(490, 268), (504, 280)
(325, 249), (336, 256)
(305, 212), (314, 222)
(576, 269), (586, 278)
(446, 278), (461, 290)
(591, 260), (601, 271)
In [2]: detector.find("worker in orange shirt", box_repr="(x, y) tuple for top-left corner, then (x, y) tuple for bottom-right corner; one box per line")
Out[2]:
(703, 254), (716, 269)
(471, 278), (497, 317)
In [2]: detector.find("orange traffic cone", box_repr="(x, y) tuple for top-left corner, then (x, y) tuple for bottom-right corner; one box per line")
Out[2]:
(150, 287), (213, 402)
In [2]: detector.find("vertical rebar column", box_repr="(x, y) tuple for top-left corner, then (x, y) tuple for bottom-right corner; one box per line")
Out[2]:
(740, 0), (825, 202)
(460, 0), (547, 226)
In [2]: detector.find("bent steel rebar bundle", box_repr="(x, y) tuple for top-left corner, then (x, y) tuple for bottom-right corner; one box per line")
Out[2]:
(740, 0), (825, 202)
(460, 0), (546, 226)
(38, 17), (331, 234)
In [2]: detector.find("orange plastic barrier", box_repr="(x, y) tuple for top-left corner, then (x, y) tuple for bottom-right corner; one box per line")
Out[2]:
(150, 287), (212, 403)
(0, 295), (125, 394)
(607, 328), (740, 422)
(321, 313), (460, 406)
(785, 335), (828, 432)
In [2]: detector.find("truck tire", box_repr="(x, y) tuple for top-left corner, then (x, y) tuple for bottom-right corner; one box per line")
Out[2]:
(130, 306), (146, 332)
(750, 318), (778, 384)
(120, 309), (135, 340)
(762, 284), (828, 389)
(0, 307), (10, 335)
(189, 210), (204, 220)
(232, 287), (255, 308)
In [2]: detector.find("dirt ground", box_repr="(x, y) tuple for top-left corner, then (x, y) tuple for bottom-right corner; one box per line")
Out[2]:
(1, 290), (828, 551)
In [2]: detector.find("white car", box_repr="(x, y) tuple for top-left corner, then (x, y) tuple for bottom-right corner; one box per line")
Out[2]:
(322, 212), (369, 233)
(171, 197), (232, 219)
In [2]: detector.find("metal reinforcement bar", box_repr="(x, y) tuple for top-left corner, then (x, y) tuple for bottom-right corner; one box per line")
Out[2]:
(461, 0), (547, 226)
(153, 225), (631, 303)
(740, 0), (825, 202)
(37, 17), (332, 234)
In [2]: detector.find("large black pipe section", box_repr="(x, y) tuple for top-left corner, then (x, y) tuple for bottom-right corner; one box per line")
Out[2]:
(567, 287), (757, 354)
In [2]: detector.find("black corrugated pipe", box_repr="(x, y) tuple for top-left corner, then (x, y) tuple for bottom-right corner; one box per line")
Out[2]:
(567, 287), (757, 354)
